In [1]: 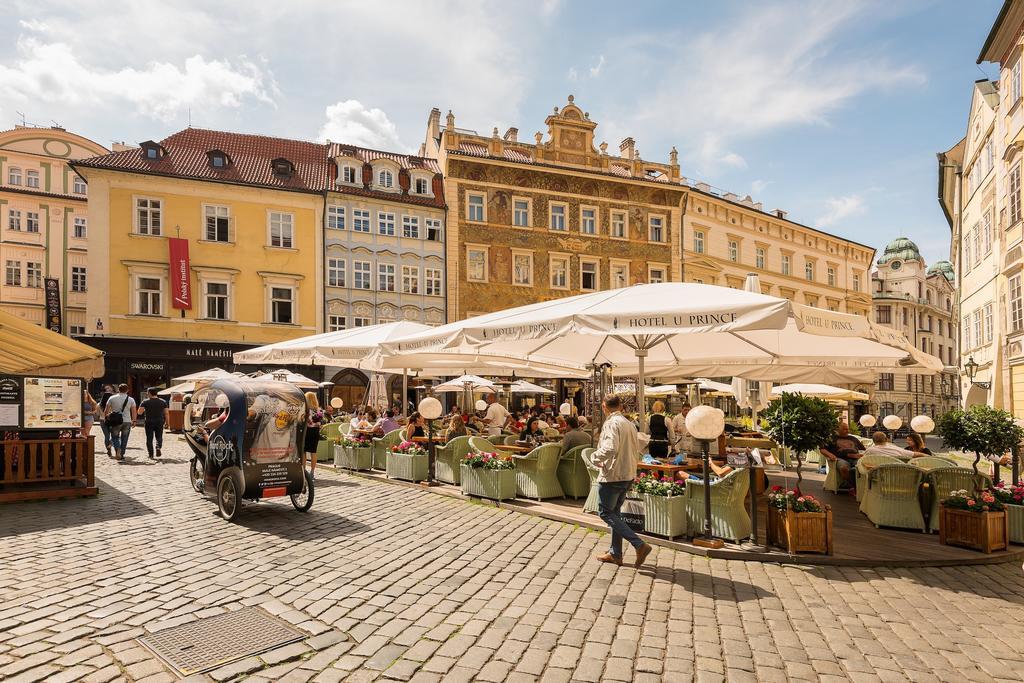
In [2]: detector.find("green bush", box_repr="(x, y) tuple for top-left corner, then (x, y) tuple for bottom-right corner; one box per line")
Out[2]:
(936, 405), (1024, 489)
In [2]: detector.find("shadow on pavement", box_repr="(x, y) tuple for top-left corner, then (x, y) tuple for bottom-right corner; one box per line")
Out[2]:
(797, 564), (1024, 606)
(639, 565), (776, 602)
(0, 476), (156, 538)
(206, 499), (372, 541)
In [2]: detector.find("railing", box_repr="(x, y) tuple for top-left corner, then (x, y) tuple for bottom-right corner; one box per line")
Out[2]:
(0, 437), (96, 502)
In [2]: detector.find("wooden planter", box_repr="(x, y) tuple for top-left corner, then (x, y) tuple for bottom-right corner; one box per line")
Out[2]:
(460, 464), (516, 501)
(766, 506), (833, 554)
(386, 452), (429, 482)
(335, 445), (372, 471)
(938, 505), (1008, 553)
(1007, 504), (1024, 545)
(642, 494), (687, 540)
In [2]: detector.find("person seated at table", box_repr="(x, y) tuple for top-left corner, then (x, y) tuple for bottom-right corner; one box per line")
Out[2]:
(818, 421), (865, 491)
(863, 431), (915, 459)
(444, 414), (468, 442)
(559, 416), (590, 455)
(686, 458), (733, 482)
(554, 414), (569, 433)
(905, 433), (932, 457)
(349, 407), (366, 431)
(647, 401), (675, 459)
(519, 416), (544, 443)
(378, 409), (401, 435)
(406, 412), (426, 439)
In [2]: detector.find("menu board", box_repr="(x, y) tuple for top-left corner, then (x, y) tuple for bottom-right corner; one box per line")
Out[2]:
(23, 377), (83, 430)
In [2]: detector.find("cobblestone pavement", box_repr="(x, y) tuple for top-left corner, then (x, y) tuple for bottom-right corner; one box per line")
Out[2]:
(2, 430), (1024, 683)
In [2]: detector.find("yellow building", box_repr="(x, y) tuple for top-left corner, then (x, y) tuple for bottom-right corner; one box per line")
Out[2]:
(72, 128), (326, 394)
(0, 125), (107, 334)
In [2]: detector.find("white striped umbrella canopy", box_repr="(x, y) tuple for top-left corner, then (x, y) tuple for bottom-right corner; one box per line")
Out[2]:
(771, 383), (870, 401)
(508, 380), (556, 394)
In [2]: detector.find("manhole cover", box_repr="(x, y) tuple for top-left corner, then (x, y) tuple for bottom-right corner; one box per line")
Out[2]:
(138, 607), (305, 676)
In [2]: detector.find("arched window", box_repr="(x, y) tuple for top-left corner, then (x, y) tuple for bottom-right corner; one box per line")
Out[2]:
(378, 169), (393, 189)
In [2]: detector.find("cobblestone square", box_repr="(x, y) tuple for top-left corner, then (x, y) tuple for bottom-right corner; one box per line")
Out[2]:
(2, 431), (1023, 682)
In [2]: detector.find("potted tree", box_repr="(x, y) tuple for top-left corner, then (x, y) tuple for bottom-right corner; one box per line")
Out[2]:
(760, 393), (838, 554)
(635, 473), (688, 540)
(460, 451), (516, 501)
(387, 440), (430, 482)
(935, 405), (1022, 551)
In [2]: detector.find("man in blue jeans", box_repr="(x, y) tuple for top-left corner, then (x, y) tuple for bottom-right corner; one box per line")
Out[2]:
(589, 394), (653, 568)
(104, 384), (137, 461)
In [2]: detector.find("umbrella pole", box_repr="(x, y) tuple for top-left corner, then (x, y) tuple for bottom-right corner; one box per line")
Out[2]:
(636, 349), (648, 434)
(402, 370), (408, 418)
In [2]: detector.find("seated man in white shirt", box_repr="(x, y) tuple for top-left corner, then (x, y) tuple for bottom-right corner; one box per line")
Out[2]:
(862, 431), (915, 459)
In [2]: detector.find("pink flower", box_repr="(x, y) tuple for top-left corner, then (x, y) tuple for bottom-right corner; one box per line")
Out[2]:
(967, 500), (976, 506)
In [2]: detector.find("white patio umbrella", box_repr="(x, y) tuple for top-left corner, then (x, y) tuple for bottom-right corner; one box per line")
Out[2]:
(233, 321), (431, 369)
(695, 378), (735, 396)
(509, 379), (556, 394)
(430, 375), (497, 393)
(770, 383), (870, 402)
(381, 283), (942, 430)
(172, 367), (234, 383)
(158, 381), (195, 396)
(251, 369), (321, 389)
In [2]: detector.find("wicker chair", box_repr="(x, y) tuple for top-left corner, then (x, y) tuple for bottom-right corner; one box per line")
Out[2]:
(434, 436), (472, 485)
(556, 445), (591, 499)
(925, 467), (993, 533)
(855, 454), (902, 501)
(823, 456), (842, 493)
(581, 448), (600, 514)
(468, 436), (495, 454)
(339, 422), (352, 436)
(316, 422), (342, 462)
(512, 443), (564, 500)
(372, 428), (403, 470)
(685, 468), (751, 543)
(503, 435), (519, 445)
(909, 456), (957, 471)
(859, 464), (926, 531)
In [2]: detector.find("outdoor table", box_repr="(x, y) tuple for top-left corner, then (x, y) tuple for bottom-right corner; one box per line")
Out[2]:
(411, 435), (446, 443)
(637, 462), (699, 480)
(493, 444), (532, 454)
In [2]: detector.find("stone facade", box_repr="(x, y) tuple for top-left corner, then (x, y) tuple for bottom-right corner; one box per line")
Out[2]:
(0, 126), (107, 334)
(870, 238), (960, 418)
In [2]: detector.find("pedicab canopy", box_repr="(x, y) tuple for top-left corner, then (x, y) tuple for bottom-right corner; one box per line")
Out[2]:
(0, 308), (104, 378)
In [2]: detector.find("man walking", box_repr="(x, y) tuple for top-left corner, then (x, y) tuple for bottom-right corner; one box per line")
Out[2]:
(104, 383), (136, 461)
(589, 394), (653, 568)
(137, 387), (167, 459)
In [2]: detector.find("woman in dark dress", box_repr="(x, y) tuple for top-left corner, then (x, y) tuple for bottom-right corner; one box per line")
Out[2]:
(304, 392), (325, 479)
(647, 400), (672, 459)
(519, 417), (544, 444)
(905, 433), (933, 456)
(407, 412), (426, 439)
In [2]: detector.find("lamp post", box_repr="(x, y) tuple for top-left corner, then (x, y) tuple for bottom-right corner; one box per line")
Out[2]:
(963, 355), (990, 390)
(686, 405), (726, 549)
(418, 396), (443, 485)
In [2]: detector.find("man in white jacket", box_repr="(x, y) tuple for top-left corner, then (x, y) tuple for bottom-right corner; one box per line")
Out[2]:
(589, 394), (653, 568)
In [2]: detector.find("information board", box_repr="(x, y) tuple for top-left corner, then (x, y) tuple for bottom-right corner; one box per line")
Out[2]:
(22, 377), (83, 430)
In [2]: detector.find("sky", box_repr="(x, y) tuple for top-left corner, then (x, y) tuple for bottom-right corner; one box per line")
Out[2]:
(0, 0), (1003, 265)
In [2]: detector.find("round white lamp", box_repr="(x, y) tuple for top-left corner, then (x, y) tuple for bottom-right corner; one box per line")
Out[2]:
(882, 415), (902, 431)
(559, 402), (572, 416)
(418, 396), (443, 421)
(330, 397), (344, 410)
(910, 415), (935, 434)
(418, 396), (443, 484)
(474, 399), (488, 412)
(859, 414), (876, 429)
(685, 405), (726, 546)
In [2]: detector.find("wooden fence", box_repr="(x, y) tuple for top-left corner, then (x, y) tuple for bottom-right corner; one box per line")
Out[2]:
(0, 436), (97, 503)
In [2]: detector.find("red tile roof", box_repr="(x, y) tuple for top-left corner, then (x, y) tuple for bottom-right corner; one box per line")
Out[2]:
(328, 143), (441, 174)
(73, 128), (329, 194)
(327, 143), (445, 208)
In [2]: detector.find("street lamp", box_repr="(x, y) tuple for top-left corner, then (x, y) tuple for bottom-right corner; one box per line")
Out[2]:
(418, 396), (443, 485)
(686, 405), (726, 549)
(963, 355), (991, 390)
(882, 414), (902, 442)
(859, 414), (877, 430)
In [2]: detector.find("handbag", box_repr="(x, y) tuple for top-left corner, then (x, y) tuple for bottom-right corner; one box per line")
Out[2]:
(105, 395), (129, 428)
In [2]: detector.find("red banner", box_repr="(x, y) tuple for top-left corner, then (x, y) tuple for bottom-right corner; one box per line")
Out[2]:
(168, 237), (192, 309)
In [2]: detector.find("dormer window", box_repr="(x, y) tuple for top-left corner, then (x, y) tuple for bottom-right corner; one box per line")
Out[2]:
(342, 165), (359, 184)
(140, 141), (165, 160)
(207, 150), (230, 168)
(414, 177), (429, 194)
(378, 169), (394, 189)
(271, 158), (294, 178)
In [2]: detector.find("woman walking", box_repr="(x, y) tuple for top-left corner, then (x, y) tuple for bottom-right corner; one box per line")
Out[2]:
(304, 392), (325, 480)
(82, 390), (100, 438)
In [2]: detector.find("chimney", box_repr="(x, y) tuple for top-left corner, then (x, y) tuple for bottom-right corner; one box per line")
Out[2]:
(111, 142), (133, 152)
(503, 127), (518, 143)
(773, 209), (788, 219)
(445, 110), (456, 130)
(753, 202), (763, 211)
(723, 192), (738, 201)
(619, 137), (636, 159)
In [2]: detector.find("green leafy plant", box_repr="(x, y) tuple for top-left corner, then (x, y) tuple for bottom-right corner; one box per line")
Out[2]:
(632, 473), (686, 497)
(942, 488), (1004, 513)
(760, 393), (839, 487)
(936, 405), (1024, 492)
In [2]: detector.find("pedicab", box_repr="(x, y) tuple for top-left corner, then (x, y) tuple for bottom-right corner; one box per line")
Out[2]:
(185, 378), (313, 521)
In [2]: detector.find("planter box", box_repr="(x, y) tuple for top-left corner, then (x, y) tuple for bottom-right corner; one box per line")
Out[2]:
(386, 452), (429, 482)
(766, 507), (833, 554)
(460, 464), (516, 501)
(335, 445), (372, 471)
(372, 444), (388, 471)
(1008, 504), (1024, 545)
(642, 494), (687, 540)
(939, 505), (1008, 553)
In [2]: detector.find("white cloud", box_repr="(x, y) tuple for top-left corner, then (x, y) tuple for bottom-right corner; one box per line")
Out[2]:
(751, 179), (771, 195)
(567, 67), (579, 82)
(817, 194), (866, 227)
(589, 55), (605, 78)
(0, 37), (275, 123)
(318, 100), (404, 150)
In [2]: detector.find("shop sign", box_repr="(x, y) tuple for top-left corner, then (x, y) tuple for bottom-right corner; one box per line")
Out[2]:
(184, 347), (236, 360)
(44, 278), (62, 333)
(168, 237), (192, 309)
(128, 361), (166, 373)
(0, 376), (21, 427)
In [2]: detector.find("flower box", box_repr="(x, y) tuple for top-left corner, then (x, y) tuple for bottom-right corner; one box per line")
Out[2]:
(642, 493), (687, 540)
(1008, 504), (1024, 545)
(386, 452), (429, 482)
(335, 445), (372, 471)
(938, 504), (1008, 553)
(460, 464), (516, 501)
(766, 507), (833, 554)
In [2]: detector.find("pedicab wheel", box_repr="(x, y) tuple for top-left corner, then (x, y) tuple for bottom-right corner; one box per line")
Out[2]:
(291, 470), (314, 512)
(217, 470), (243, 522)
(189, 457), (205, 493)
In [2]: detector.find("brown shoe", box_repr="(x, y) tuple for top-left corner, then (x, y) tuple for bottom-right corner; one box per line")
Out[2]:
(634, 543), (653, 568)
(596, 553), (622, 566)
